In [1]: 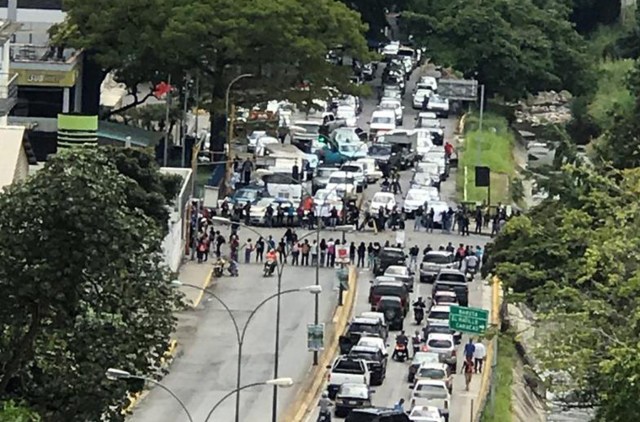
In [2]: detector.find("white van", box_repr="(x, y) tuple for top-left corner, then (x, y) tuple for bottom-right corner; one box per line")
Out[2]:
(369, 109), (396, 140)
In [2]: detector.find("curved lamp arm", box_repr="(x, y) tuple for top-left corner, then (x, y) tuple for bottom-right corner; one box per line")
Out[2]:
(203, 381), (266, 422)
(239, 288), (302, 343)
(141, 378), (194, 422)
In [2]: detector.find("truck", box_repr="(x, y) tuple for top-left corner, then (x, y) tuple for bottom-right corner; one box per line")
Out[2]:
(326, 356), (371, 399)
(377, 130), (418, 169)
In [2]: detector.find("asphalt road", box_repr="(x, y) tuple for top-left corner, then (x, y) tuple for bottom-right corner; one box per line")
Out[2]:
(304, 65), (493, 422)
(128, 262), (336, 422)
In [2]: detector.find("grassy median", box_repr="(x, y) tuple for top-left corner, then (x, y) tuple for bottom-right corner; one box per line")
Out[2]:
(457, 113), (515, 205)
(481, 334), (516, 422)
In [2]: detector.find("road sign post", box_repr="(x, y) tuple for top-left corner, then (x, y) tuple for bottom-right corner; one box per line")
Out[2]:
(449, 305), (489, 334)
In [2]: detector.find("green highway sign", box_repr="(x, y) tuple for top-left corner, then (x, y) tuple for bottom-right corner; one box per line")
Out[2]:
(449, 305), (489, 334)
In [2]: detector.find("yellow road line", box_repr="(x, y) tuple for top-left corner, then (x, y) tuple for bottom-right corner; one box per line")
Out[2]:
(192, 268), (214, 308)
(283, 266), (359, 422)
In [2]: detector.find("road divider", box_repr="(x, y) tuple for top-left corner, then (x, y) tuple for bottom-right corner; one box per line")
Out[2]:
(283, 266), (358, 422)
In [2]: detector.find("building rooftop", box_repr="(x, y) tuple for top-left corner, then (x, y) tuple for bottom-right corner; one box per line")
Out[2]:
(0, 0), (62, 10)
(11, 43), (78, 63)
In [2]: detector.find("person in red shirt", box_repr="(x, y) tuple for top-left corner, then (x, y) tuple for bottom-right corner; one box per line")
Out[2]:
(444, 141), (454, 159)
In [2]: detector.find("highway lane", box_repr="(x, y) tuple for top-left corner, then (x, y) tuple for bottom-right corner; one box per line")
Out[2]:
(305, 64), (493, 422)
(128, 262), (337, 422)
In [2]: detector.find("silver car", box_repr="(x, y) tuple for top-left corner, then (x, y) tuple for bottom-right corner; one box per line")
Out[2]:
(420, 251), (455, 283)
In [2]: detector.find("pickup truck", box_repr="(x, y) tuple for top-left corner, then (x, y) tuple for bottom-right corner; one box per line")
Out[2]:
(339, 317), (387, 354)
(326, 356), (371, 399)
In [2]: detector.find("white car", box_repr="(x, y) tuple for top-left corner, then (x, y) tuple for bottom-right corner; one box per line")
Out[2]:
(369, 191), (396, 214)
(340, 162), (367, 189)
(414, 129), (434, 156)
(418, 76), (438, 91)
(428, 201), (450, 227)
(332, 127), (363, 144)
(433, 291), (458, 307)
(357, 157), (383, 183)
(378, 98), (404, 125)
(247, 130), (267, 152)
(255, 136), (280, 156)
(414, 362), (453, 393)
(404, 188), (437, 215)
(369, 109), (396, 139)
(413, 89), (433, 109)
(336, 105), (358, 127)
(427, 95), (450, 118)
(325, 171), (357, 198)
(357, 336), (389, 357)
(410, 380), (450, 412)
(426, 305), (451, 327)
(408, 405), (447, 422)
(424, 333), (456, 365)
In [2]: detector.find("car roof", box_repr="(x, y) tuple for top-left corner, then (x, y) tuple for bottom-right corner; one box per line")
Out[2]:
(426, 250), (453, 257)
(327, 171), (352, 177)
(414, 379), (448, 387)
(427, 332), (454, 341)
(375, 281), (406, 288)
(430, 305), (452, 313)
(352, 317), (380, 325)
(339, 382), (369, 390)
(382, 247), (403, 252)
(438, 268), (464, 275)
(418, 361), (448, 370)
(373, 192), (395, 199)
(372, 109), (396, 117)
(351, 345), (380, 353)
(359, 335), (384, 343)
(375, 275), (398, 282)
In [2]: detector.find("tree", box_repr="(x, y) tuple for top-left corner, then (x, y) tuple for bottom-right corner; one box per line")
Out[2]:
(0, 401), (40, 422)
(486, 164), (640, 420)
(63, 0), (370, 154)
(400, 0), (596, 99)
(0, 149), (181, 421)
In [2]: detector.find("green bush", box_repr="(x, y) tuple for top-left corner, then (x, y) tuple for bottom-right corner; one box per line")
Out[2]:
(588, 59), (635, 129)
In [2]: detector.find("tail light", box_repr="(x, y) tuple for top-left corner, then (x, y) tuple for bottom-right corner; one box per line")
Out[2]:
(452, 350), (456, 357)
(411, 400), (415, 407)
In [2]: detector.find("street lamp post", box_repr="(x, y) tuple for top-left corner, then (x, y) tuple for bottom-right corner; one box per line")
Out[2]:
(172, 281), (321, 422)
(224, 74), (253, 187)
(105, 368), (194, 422)
(203, 378), (294, 422)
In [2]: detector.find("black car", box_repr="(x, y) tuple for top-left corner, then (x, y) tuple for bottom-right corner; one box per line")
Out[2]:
(349, 345), (388, 385)
(432, 280), (469, 307)
(345, 407), (410, 422)
(375, 296), (404, 331)
(373, 247), (406, 276)
(339, 317), (387, 354)
(335, 383), (374, 417)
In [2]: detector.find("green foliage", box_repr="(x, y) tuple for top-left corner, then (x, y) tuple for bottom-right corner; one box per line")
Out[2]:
(480, 334), (515, 422)
(486, 164), (640, 418)
(0, 148), (181, 421)
(458, 113), (515, 204)
(64, 0), (370, 112)
(401, 0), (596, 99)
(588, 60), (635, 129)
(0, 401), (40, 422)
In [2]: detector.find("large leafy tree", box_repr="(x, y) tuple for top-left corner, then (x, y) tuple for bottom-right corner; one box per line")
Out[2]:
(0, 149), (181, 421)
(62, 0), (369, 153)
(400, 0), (596, 99)
(486, 165), (640, 419)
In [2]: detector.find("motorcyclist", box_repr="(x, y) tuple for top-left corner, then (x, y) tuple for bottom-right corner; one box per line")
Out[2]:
(411, 330), (422, 357)
(464, 253), (479, 277)
(392, 330), (409, 359)
(380, 178), (391, 192)
(265, 248), (278, 276)
(412, 297), (426, 323)
(318, 391), (333, 421)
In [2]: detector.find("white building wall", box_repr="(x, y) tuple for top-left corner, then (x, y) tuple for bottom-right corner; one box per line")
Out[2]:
(162, 217), (183, 273)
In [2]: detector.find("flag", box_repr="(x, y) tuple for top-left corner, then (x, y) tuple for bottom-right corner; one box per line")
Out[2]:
(153, 81), (172, 98)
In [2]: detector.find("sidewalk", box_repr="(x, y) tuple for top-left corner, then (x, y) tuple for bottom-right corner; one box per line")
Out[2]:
(176, 260), (214, 307)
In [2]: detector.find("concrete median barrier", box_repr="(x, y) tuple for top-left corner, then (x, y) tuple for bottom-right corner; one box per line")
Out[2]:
(282, 266), (359, 422)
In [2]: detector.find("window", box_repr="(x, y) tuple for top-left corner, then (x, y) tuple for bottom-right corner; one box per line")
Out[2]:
(349, 323), (380, 334)
(438, 273), (465, 282)
(372, 117), (393, 124)
(334, 359), (364, 374)
(418, 368), (446, 379)
(428, 339), (453, 349)
(329, 176), (354, 185)
(423, 254), (451, 264)
(373, 285), (403, 297)
(428, 311), (449, 320)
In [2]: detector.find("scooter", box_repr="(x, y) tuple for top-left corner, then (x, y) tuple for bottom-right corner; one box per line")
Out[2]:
(263, 260), (277, 277)
(317, 410), (332, 422)
(413, 307), (424, 325)
(393, 342), (408, 362)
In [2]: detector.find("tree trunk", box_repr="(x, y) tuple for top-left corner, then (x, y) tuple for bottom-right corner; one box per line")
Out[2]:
(0, 304), (41, 393)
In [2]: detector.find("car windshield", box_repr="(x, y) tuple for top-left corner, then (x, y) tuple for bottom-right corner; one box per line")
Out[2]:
(235, 190), (258, 200)
(295, 123), (321, 134)
(429, 311), (449, 320)
(373, 285), (403, 296)
(369, 145), (391, 155)
(317, 168), (335, 177)
(373, 194), (393, 204)
(385, 267), (404, 275)
(334, 131), (359, 143)
(329, 176), (354, 184)
(380, 249), (404, 260)
(415, 90), (431, 97)
(427, 325), (454, 335)
(413, 353), (441, 365)
(418, 368), (446, 379)
(415, 384), (448, 399)
(314, 190), (337, 201)
(334, 360), (364, 374)
(379, 298), (401, 308)
(423, 254), (451, 264)
(436, 295), (457, 304)
(349, 323), (380, 334)
(438, 273), (465, 282)
(428, 339), (453, 349)
(350, 351), (377, 361)
(406, 191), (429, 201)
(338, 384), (368, 398)
(372, 116), (394, 124)
(342, 165), (360, 173)
(264, 174), (297, 185)
(380, 102), (399, 110)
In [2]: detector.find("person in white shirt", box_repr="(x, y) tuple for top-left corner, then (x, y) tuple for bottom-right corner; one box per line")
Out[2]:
(473, 341), (486, 373)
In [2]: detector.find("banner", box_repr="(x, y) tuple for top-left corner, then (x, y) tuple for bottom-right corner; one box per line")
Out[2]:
(336, 245), (349, 263)
(57, 114), (98, 149)
(307, 323), (325, 351)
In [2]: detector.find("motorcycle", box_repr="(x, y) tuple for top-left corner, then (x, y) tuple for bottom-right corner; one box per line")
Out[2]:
(393, 342), (409, 362)
(412, 335), (422, 356)
(317, 410), (332, 422)
(465, 264), (478, 281)
(263, 259), (277, 277)
(413, 306), (424, 325)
